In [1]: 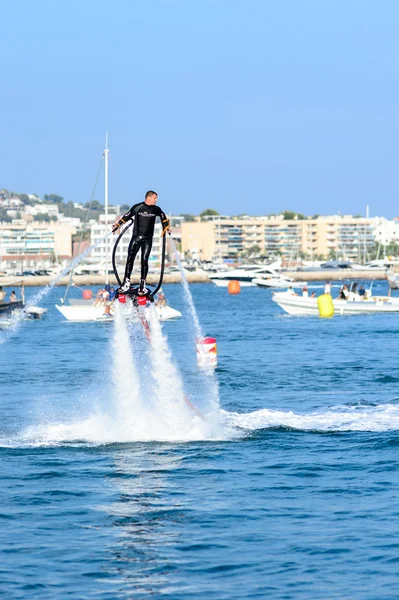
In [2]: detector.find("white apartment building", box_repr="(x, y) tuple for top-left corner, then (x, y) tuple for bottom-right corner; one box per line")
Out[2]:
(22, 204), (60, 219)
(182, 215), (385, 262)
(0, 221), (76, 271)
(373, 217), (399, 246)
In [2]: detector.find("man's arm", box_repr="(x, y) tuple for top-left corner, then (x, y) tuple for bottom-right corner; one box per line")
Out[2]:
(112, 203), (141, 233)
(157, 207), (171, 236)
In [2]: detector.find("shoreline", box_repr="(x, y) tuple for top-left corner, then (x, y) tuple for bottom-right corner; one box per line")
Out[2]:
(0, 269), (387, 287)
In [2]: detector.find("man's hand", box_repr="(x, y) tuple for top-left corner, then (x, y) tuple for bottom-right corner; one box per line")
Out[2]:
(112, 222), (120, 234)
(161, 225), (171, 237)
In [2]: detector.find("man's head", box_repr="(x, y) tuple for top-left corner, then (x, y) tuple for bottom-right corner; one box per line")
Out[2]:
(145, 190), (158, 205)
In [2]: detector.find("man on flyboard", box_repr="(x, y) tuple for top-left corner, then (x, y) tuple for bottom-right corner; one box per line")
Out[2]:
(112, 190), (170, 295)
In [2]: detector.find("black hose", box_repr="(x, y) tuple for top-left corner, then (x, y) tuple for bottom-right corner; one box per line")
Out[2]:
(111, 223), (166, 297)
(151, 234), (167, 297)
(112, 221), (133, 286)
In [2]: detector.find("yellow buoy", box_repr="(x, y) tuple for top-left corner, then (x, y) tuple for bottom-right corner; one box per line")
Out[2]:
(317, 293), (334, 317)
(228, 280), (241, 295)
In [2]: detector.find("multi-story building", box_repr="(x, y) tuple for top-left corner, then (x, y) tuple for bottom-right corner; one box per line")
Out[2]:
(373, 217), (399, 247)
(22, 203), (60, 219)
(181, 215), (384, 263)
(0, 221), (76, 271)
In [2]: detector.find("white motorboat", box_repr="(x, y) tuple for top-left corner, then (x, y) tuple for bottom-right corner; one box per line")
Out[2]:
(56, 298), (181, 322)
(56, 299), (113, 322)
(272, 290), (399, 316)
(253, 273), (308, 289)
(209, 264), (283, 287)
(25, 306), (48, 319)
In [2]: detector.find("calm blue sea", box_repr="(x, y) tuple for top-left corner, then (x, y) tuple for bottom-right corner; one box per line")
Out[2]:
(1, 281), (399, 599)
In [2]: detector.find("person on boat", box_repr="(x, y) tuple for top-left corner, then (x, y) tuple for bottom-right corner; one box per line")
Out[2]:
(112, 190), (170, 295)
(102, 287), (110, 304)
(324, 281), (331, 295)
(338, 284), (348, 300)
(9, 291), (17, 302)
(358, 285), (366, 298)
(93, 288), (104, 307)
(0, 287), (5, 303)
(311, 291), (316, 298)
(103, 302), (113, 317)
(302, 286), (308, 298)
(156, 289), (167, 308)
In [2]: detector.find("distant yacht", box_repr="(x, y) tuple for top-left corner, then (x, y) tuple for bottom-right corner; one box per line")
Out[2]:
(208, 262), (283, 287)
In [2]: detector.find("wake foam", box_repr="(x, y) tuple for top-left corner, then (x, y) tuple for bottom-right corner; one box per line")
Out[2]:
(6, 401), (399, 448)
(223, 402), (399, 433)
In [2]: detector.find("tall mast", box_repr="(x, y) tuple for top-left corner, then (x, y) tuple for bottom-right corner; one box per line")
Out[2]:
(104, 133), (109, 285)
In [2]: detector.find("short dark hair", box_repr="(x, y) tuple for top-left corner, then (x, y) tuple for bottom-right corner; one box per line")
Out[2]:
(145, 190), (157, 199)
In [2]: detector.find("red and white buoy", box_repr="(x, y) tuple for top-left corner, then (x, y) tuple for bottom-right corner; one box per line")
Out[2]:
(196, 337), (217, 368)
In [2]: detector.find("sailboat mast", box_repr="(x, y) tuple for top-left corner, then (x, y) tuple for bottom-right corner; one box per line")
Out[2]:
(104, 133), (109, 285)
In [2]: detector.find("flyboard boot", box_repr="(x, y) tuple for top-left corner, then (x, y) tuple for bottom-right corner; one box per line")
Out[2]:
(138, 279), (148, 295)
(117, 277), (131, 295)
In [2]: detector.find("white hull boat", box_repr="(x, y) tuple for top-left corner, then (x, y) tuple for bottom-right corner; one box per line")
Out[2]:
(253, 276), (308, 289)
(211, 278), (256, 288)
(272, 291), (399, 316)
(56, 300), (181, 322)
(209, 264), (284, 287)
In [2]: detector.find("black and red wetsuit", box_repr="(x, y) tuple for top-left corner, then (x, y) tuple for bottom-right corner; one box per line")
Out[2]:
(114, 202), (169, 281)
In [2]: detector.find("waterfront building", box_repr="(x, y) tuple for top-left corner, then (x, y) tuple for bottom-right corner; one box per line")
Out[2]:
(373, 217), (399, 247)
(0, 221), (76, 271)
(181, 215), (386, 263)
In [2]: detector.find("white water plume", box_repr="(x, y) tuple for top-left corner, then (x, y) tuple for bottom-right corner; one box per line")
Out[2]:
(0, 232), (113, 343)
(111, 303), (143, 424)
(147, 304), (199, 434)
(171, 238), (220, 415)
(20, 298), (219, 444)
(171, 237), (203, 340)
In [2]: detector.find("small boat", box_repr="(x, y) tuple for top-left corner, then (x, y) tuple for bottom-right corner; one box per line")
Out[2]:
(0, 299), (24, 315)
(56, 297), (181, 322)
(253, 273), (307, 289)
(209, 263), (283, 287)
(272, 290), (399, 316)
(0, 286), (47, 320)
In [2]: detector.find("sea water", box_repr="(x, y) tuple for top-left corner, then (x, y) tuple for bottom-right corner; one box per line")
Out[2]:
(1, 281), (399, 599)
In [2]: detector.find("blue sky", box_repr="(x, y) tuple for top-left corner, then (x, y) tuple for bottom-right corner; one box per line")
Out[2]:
(1, 0), (398, 217)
